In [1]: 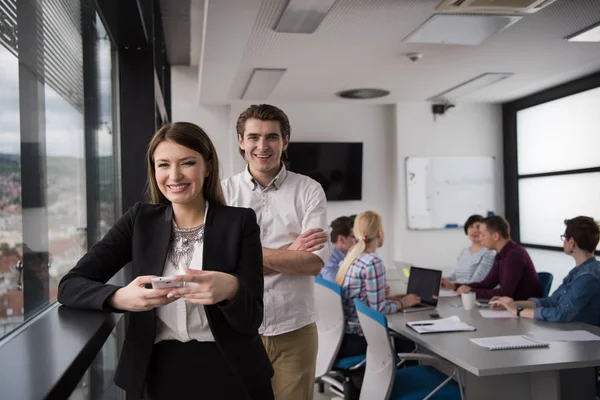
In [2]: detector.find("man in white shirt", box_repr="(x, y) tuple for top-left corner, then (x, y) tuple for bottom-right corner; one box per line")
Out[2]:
(222, 104), (331, 400)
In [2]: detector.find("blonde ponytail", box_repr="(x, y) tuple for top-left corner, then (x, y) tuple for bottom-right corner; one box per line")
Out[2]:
(334, 211), (383, 286)
(335, 241), (366, 285)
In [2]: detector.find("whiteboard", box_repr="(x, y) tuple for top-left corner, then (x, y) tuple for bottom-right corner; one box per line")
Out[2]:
(406, 157), (496, 230)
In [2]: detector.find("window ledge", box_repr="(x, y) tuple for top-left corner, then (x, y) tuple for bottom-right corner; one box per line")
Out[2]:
(0, 302), (121, 399)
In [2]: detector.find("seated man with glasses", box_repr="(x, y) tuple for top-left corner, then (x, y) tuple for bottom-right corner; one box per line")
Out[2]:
(491, 216), (600, 326)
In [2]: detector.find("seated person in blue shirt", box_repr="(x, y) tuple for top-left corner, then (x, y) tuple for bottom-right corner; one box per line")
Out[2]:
(441, 214), (496, 289)
(491, 216), (600, 326)
(319, 215), (357, 282)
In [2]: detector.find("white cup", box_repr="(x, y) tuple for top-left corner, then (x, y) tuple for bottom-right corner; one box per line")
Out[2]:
(461, 292), (476, 310)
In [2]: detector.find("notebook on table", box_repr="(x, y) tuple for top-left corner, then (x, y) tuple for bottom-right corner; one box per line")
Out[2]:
(470, 335), (549, 351)
(401, 266), (442, 313)
(406, 315), (476, 334)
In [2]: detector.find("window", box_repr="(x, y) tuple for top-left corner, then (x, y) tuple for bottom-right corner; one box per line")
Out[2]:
(505, 74), (600, 293)
(0, 21), (22, 337)
(517, 86), (600, 175)
(519, 172), (600, 247)
(0, 0), (120, 340)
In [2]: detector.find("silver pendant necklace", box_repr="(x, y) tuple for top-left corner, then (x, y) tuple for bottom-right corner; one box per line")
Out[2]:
(167, 223), (205, 269)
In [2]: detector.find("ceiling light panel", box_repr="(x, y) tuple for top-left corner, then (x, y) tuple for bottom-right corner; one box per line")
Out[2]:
(403, 14), (522, 45)
(567, 22), (600, 43)
(428, 73), (514, 102)
(274, 0), (337, 34)
(241, 68), (286, 100)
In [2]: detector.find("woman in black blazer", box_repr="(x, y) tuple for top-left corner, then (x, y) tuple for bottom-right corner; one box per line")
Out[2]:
(58, 122), (274, 399)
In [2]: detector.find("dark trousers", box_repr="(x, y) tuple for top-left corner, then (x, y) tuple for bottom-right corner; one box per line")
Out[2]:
(144, 340), (272, 400)
(338, 333), (416, 359)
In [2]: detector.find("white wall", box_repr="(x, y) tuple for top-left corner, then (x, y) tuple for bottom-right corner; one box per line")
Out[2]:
(171, 66), (234, 178)
(394, 103), (504, 276)
(228, 102), (397, 265)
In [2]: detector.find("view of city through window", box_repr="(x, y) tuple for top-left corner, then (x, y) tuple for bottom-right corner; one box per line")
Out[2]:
(0, 1), (118, 340)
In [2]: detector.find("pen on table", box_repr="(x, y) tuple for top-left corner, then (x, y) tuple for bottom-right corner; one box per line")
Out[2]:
(411, 323), (434, 326)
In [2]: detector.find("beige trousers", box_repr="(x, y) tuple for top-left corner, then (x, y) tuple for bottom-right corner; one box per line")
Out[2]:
(261, 323), (318, 400)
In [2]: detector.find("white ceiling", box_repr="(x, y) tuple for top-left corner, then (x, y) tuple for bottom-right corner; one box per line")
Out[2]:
(197, 0), (600, 104)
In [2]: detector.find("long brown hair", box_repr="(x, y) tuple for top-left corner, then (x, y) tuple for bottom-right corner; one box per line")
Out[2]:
(335, 211), (383, 286)
(146, 122), (225, 206)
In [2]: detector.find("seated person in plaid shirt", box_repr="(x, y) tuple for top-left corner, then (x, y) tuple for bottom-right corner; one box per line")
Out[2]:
(335, 211), (420, 358)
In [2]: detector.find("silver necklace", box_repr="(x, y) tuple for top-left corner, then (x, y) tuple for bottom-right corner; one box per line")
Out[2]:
(167, 223), (205, 269)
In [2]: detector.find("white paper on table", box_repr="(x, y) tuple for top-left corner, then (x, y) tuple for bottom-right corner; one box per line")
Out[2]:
(407, 315), (476, 334)
(479, 310), (517, 319)
(526, 330), (600, 342)
(438, 289), (460, 298)
(470, 335), (549, 350)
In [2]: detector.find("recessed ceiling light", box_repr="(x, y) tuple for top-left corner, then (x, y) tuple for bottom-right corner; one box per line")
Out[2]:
(428, 73), (513, 103)
(336, 88), (390, 100)
(566, 22), (600, 43)
(241, 69), (286, 100)
(274, 0), (337, 34)
(403, 14), (522, 45)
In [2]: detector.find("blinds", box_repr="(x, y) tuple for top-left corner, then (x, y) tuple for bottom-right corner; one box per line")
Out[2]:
(42, 0), (84, 111)
(0, 0), (17, 55)
(0, 0), (83, 112)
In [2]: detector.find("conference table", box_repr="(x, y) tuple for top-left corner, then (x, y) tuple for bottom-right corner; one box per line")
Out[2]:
(387, 297), (600, 400)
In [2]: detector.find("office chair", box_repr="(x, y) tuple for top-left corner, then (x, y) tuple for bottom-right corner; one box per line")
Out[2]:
(314, 277), (365, 399)
(538, 272), (554, 298)
(354, 298), (464, 400)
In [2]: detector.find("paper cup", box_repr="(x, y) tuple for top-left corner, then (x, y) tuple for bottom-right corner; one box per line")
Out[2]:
(461, 292), (476, 310)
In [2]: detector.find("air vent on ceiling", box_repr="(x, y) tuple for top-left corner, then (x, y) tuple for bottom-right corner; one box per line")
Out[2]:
(436, 0), (559, 14)
(336, 88), (390, 100)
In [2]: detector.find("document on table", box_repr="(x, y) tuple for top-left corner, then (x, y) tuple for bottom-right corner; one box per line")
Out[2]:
(479, 310), (517, 319)
(526, 330), (600, 342)
(438, 289), (459, 298)
(470, 335), (549, 351)
(407, 315), (476, 334)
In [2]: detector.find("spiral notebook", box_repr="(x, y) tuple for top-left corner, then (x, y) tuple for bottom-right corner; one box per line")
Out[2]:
(470, 335), (549, 351)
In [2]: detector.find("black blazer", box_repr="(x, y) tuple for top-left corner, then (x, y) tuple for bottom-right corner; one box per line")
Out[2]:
(58, 202), (273, 399)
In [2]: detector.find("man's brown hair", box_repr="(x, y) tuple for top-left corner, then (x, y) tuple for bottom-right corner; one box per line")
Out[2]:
(481, 215), (510, 239)
(564, 216), (600, 253)
(236, 104), (291, 161)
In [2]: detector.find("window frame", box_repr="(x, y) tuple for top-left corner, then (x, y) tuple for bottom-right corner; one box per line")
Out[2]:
(503, 72), (600, 256)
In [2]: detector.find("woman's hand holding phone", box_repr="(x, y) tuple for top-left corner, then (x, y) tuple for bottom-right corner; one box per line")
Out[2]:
(108, 275), (178, 312)
(168, 269), (240, 305)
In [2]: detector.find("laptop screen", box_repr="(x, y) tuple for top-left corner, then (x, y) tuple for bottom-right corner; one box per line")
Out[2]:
(406, 267), (442, 306)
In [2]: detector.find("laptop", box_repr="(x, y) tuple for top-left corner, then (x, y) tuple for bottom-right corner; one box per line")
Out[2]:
(401, 266), (442, 313)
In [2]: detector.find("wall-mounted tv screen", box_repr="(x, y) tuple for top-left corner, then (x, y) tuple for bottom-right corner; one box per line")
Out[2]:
(286, 142), (363, 201)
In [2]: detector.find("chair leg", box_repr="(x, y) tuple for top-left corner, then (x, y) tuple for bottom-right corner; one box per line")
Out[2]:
(318, 380), (325, 393)
(343, 375), (359, 400)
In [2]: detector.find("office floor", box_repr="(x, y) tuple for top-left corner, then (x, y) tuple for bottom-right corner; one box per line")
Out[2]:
(313, 383), (339, 399)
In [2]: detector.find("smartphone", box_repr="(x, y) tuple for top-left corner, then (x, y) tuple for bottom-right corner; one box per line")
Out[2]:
(151, 276), (184, 289)
(475, 299), (490, 308)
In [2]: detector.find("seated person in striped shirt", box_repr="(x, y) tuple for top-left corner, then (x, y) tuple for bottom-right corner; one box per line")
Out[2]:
(319, 215), (358, 282)
(336, 211), (420, 358)
(441, 214), (496, 290)
(456, 216), (542, 300)
(491, 216), (600, 326)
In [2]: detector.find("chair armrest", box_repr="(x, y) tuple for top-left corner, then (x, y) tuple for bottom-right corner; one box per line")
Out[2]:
(349, 358), (366, 370)
(396, 353), (441, 363)
(320, 375), (344, 391)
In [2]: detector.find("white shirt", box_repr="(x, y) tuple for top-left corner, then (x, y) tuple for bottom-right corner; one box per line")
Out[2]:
(155, 202), (215, 343)
(222, 166), (331, 336)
